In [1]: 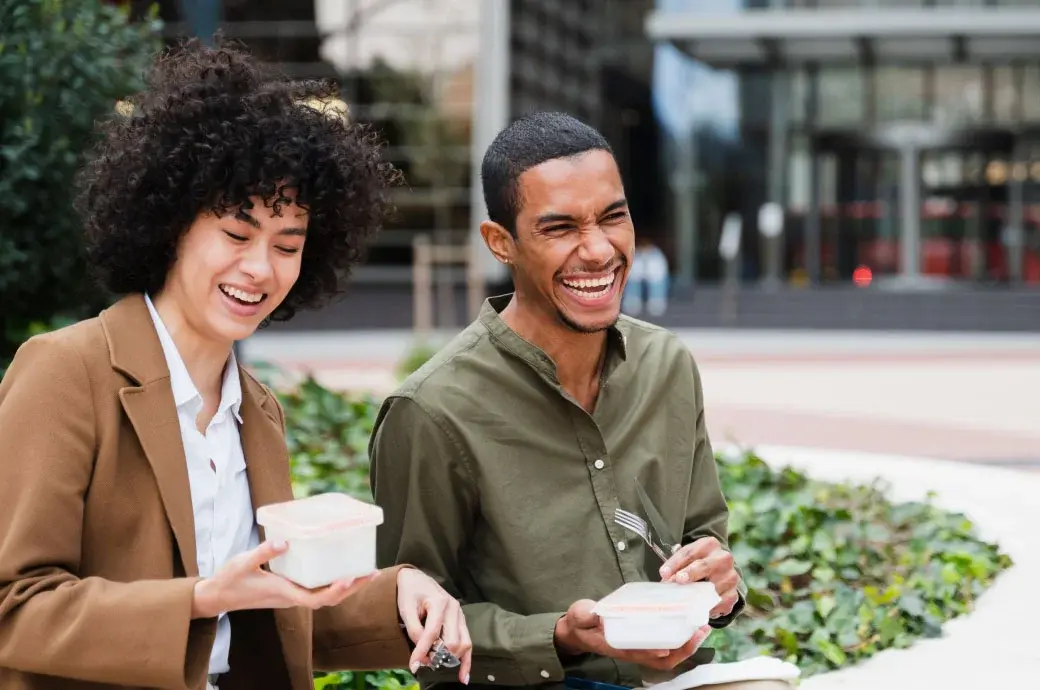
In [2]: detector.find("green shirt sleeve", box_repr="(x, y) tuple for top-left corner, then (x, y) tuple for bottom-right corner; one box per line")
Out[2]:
(369, 395), (568, 686)
(682, 354), (747, 628)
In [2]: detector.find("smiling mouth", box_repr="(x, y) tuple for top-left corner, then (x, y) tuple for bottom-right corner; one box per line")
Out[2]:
(219, 284), (267, 306)
(559, 267), (620, 300)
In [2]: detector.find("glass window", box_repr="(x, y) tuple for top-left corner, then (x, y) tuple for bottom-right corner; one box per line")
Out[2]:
(933, 66), (984, 126)
(993, 66), (1018, 124)
(1023, 65), (1040, 123)
(876, 67), (926, 122)
(817, 67), (864, 126)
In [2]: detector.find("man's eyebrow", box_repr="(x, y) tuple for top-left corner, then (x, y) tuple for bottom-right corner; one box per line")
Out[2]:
(535, 198), (629, 226)
(278, 227), (307, 237)
(536, 212), (575, 226)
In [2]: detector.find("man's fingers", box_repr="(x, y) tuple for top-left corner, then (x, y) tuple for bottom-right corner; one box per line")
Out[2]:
(674, 549), (734, 584)
(711, 567), (740, 594)
(568, 599), (601, 629)
(650, 625), (712, 670)
(659, 537), (720, 579)
(710, 589), (740, 619)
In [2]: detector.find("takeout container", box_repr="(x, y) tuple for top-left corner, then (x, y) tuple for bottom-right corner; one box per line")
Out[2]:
(592, 582), (720, 650)
(256, 493), (384, 589)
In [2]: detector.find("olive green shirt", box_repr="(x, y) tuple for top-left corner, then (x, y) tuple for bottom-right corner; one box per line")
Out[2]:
(369, 295), (745, 690)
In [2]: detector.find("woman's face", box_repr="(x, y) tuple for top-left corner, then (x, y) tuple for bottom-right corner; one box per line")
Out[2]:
(158, 192), (308, 348)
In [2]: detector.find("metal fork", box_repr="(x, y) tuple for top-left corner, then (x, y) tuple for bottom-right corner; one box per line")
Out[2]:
(614, 508), (669, 563)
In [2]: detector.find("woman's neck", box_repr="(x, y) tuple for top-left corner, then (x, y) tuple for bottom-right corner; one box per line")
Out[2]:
(151, 292), (232, 400)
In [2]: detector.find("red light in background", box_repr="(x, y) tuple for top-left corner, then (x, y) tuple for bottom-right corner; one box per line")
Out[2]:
(853, 266), (873, 287)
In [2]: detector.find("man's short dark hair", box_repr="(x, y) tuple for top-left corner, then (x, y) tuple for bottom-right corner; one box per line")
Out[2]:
(75, 38), (399, 322)
(480, 112), (613, 236)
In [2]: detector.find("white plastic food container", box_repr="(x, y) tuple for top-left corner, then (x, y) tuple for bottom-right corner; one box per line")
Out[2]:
(256, 492), (384, 589)
(592, 582), (721, 650)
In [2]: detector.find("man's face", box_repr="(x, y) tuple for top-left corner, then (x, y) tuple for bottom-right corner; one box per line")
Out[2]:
(510, 150), (634, 334)
(160, 191), (308, 346)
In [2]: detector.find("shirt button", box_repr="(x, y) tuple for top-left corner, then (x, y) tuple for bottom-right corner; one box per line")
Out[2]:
(540, 670), (551, 679)
(487, 675), (496, 683)
(617, 541), (626, 551)
(593, 459), (605, 470)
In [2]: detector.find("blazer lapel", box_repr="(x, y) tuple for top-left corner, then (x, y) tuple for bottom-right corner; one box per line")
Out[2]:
(101, 295), (198, 577)
(120, 383), (199, 576)
(237, 374), (295, 513)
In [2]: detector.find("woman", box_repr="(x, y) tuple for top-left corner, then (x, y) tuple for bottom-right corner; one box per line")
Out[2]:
(0, 39), (471, 690)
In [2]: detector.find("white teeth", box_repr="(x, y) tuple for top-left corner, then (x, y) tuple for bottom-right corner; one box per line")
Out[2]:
(220, 285), (264, 303)
(561, 273), (616, 290)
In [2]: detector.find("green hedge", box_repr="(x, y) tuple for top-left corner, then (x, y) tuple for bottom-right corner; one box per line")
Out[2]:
(0, 0), (160, 375)
(277, 375), (1012, 688)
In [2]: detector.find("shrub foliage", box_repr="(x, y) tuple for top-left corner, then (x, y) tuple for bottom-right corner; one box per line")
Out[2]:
(0, 0), (160, 373)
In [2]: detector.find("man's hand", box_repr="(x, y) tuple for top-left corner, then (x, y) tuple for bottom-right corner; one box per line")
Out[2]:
(396, 568), (473, 685)
(553, 599), (711, 671)
(659, 537), (740, 620)
(191, 540), (373, 619)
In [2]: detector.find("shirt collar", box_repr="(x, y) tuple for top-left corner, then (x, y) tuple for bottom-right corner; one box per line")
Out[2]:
(144, 294), (243, 423)
(479, 293), (628, 383)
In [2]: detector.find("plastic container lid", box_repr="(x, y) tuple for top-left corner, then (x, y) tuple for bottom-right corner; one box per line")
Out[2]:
(256, 492), (384, 539)
(592, 581), (720, 617)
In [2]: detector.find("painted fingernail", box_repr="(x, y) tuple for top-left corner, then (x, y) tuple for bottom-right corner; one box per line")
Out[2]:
(409, 661), (420, 674)
(676, 571), (689, 583)
(463, 674), (471, 685)
(272, 540), (287, 550)
(659, 566), (671, 577)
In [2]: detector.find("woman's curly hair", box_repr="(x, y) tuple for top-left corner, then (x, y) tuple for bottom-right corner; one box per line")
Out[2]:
(75, 38), (400, 321)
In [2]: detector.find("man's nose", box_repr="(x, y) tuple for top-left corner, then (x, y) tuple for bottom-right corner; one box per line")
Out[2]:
(579, 228), (616, 267)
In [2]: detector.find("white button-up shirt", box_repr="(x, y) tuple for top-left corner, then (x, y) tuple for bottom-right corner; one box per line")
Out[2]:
(145, 295), (259, 675)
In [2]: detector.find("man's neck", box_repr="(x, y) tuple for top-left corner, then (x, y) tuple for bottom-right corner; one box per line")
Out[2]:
(500, 298), (608, 411)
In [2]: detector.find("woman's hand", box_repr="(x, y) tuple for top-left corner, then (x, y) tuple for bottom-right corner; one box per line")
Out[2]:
(396, 568), (472, 685)
(191, 540), (373, 618)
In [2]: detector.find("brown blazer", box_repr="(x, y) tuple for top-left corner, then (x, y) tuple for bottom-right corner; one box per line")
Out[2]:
(0, 295), (412, 690)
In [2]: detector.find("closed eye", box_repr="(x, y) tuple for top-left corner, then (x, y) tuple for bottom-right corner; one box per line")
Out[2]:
(224, 230), (248, 242)
(277, 246), (300, 255)
(603, 212), (628, 223)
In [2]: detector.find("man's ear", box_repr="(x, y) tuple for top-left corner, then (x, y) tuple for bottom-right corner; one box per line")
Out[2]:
(480, 220), (515, 265)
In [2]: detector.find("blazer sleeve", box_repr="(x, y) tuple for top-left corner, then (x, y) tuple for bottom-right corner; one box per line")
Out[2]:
(311, 565), (414, 671)
(0, 335), (214, 690)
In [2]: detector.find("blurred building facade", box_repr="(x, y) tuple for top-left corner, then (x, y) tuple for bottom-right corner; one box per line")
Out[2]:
(155, 0), (1040, 330)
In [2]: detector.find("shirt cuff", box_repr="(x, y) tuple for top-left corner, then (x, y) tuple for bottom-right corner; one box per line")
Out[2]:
(419, 612), (566, 687)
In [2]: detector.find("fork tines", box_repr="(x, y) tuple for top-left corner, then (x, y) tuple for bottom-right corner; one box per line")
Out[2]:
(614, 508), (648, 533)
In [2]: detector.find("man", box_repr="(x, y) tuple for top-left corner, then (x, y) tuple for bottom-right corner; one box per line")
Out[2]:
(371, 112), (780, 690)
